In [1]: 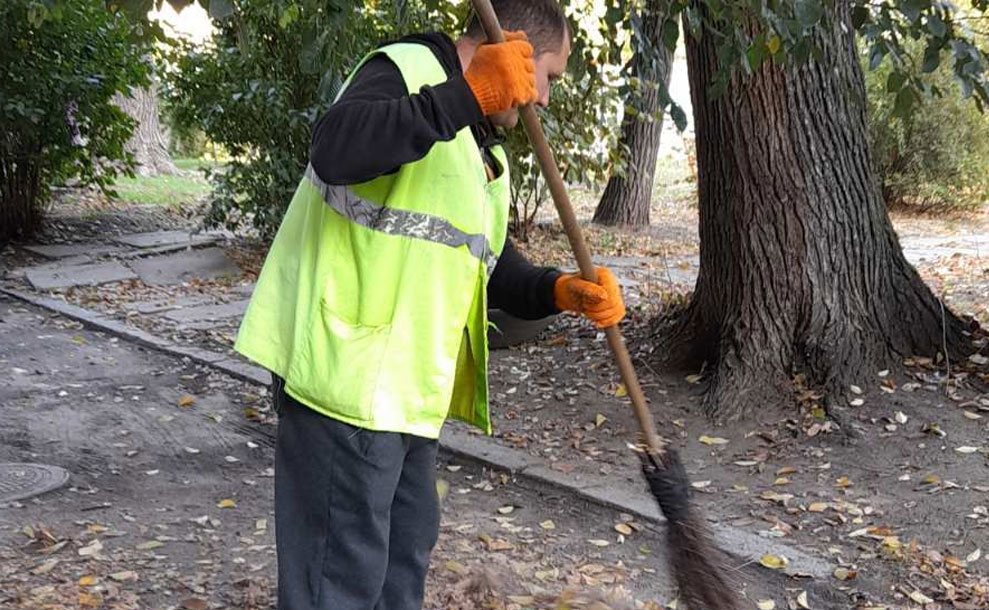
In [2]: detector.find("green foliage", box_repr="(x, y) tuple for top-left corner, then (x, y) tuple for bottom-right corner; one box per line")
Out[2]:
(506, 3), (623, 238)
(866, 40), (989, 211)
(164, 0), (467, 238)
(618, 0), (988, 121)
(0, 0), (150, 242)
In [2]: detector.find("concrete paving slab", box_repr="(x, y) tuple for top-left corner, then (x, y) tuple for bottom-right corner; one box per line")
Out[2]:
(229, 283), (256, 297)
(20, 243), (123, 259)
(161, 299), (250, 324)
(127, 247), (241, 286)
(122, 295), (214, 315)
(113, 230), (221, 249)
(24, 260), (137, 290)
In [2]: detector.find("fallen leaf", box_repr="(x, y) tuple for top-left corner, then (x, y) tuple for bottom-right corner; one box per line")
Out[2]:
(835, 476), (852, 488)
(178, 394), (196, 408)
(956, 446), (980, 454)
(595, 413), (607, 427)
(497, 505), (515, 515)
(685, 374), (702, 384)
(698, 435), (729, 446)
(78, 539), (102, 557)
(587, 539), (610, 547)
(615, 523), (633, 536)
(908, 591), (933, 604)
(110, 570), (138, 582)
(31, 559), (59, 575)
(808, 502), (829, 513)
(184, 447), (200, 454)
(182, 598), (208, 610)
(78, 575), (99, 587)
(217, 499), (236, 509)
(922, 474), (941, 485)
(756, 601), (776, 610)
(963, 411), (982, 420)
(833, 568), (857, 581)
(136, 540), (163, 550)
(774, 477), (790, 486)
(967, 548), (982, 563)
(435, 479), (449, 500)
(479, 535), (513, 551)
(508, 595), (536, 604)
(759, 554), (788, 569)
(777, 466), (796, 475)
(691, 480), (711, 489)
(79, 592), (103, 608)
(969, 353), (988, 365)
(796, 590), (810, 609)
(850, 385), (863, 395)
(615, 384), (628, 397)
(540, 520), (556, 530)
(894, 411), (908, 424)
(849, 398), (865, 407)
(445, 560), (468, 575)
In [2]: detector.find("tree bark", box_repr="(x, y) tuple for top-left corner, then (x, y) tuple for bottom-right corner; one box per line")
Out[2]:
(665, 3), (973, 421)
(593, 1), (672, 227)
(114, 80), (179, 177)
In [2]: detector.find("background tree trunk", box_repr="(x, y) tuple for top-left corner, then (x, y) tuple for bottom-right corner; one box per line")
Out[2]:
(114, 81), (179, 177)
(593, 1), (672, 226)
(664, 4), (973, 421)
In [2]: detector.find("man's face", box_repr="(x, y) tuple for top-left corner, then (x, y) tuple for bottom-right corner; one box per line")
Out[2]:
(489, 29), (571, 129)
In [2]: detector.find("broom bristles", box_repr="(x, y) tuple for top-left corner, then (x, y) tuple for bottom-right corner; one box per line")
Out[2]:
(640, 449), (741, 610)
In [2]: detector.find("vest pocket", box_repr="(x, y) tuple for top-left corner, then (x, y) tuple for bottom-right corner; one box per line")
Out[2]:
(287, 300), (391, 422)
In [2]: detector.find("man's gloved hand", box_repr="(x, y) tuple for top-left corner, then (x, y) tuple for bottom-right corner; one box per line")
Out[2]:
(464, 30), (538, 116)
(553, 267), (626, 328)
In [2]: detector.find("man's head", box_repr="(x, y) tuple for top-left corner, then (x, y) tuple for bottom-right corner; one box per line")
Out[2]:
(461, 0), (571, 128)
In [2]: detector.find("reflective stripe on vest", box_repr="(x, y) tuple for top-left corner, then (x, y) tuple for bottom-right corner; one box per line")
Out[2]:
(305, 164), (499, 274)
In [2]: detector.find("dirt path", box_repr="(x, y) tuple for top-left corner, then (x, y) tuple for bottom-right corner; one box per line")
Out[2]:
(0, 296), (798, 610)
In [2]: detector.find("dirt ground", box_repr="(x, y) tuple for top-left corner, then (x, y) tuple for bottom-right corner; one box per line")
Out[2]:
(0, 296), (800, 610)
(3, 192), (989, 608)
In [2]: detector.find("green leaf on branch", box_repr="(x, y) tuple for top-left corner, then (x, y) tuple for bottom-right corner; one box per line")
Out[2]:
(898, 0), (930, 23)
(794, 0), (824, 28)
(922, 44), (940, 73)
(886, 70), (907, 93)
(925, 13), (946, 38)
(851, 5), (870, 29)
(662, 18), (679, 52)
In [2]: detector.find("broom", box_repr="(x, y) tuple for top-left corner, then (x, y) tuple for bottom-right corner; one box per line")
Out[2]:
(467, 2), (741, 608)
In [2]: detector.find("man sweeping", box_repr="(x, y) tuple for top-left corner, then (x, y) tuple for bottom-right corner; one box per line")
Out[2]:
(234, 1), (625, 608)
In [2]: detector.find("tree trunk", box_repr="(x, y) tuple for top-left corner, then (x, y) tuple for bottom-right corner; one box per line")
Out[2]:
(666, 4), (973, 421)
(114, 81), (179, 177)
(593, 2), (672, 226)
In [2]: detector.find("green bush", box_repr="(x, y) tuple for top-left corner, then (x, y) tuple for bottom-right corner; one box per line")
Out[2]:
(166, 0), (622, 240)
(0, 0), (151, 243)
(505, 10), (622, 240)
(165, 0), (465, 239)
(866, 42), (989, 212)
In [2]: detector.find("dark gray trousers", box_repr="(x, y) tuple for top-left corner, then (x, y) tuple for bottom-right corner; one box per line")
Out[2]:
(274, 384), (440, 610)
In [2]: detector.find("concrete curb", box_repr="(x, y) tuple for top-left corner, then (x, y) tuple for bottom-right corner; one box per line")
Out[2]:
(1, 286), (832, 579)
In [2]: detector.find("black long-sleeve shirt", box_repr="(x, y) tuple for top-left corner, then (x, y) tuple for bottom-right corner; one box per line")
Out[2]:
(310, 32), (560, 320)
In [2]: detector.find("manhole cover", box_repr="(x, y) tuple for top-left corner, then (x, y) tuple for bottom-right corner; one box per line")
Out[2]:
(0, 463), (70, 503)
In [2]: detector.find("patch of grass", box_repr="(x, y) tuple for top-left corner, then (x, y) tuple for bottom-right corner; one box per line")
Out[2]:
(111, 158), (216, 207)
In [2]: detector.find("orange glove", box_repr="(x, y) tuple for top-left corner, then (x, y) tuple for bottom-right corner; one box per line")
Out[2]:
(554, 267), (626, 328)
(464, 30), (537, 116)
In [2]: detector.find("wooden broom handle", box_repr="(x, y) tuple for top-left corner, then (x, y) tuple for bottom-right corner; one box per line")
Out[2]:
(470, 0), (664, 453)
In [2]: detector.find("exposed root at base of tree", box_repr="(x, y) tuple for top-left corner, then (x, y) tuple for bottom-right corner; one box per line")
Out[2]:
(648, 281), (979, 422)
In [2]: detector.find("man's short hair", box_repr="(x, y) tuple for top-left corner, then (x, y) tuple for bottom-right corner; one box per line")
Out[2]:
(465, 0), (570, 56)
